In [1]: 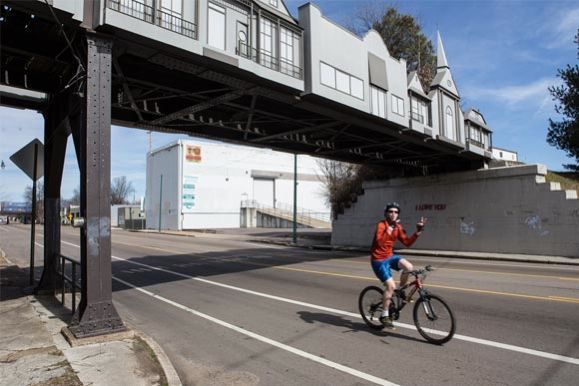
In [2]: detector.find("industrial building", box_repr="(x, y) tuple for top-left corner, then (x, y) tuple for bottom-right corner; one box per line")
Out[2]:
(146, 140), (331, 230)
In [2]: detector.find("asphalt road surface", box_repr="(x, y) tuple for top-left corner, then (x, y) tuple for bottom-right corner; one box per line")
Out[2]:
(1, 223), (578, 386)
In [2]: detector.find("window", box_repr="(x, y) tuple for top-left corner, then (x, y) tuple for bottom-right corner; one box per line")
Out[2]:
(445, 106), (455, 140)
(320, 62), (336, 88)
(471, 127), (481, 142)
(280, 28), (294, 63)
(208, 2), (225, 50)
(391, 94), (404, 116)
(336, 70), (350, 94)
(260, 18), (274, 55)
(269, 0), (278, 7)
(351, 77), (364, 99)
(371, 86), (386, 118)
(160, 0), (182, 32)
(259, 17), (277, 69)
(319, 62), (364, 100)
(411, 97), (427, 124)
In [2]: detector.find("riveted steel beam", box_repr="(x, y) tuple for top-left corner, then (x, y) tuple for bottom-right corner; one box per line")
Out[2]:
(68, 34), (125, 338)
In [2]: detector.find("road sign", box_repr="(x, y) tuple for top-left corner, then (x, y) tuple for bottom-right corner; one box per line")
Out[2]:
(9, 138), (44, 181)
(0, 202), (32, 213)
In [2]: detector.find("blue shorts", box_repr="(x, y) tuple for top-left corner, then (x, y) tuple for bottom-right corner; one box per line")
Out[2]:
(371, 255), (403, 282)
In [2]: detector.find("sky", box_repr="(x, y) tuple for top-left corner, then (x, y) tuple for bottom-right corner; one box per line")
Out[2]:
(1, 0), (578, 203)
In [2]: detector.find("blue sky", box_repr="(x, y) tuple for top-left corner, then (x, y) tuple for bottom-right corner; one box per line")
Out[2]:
(1, 0), (578, 202)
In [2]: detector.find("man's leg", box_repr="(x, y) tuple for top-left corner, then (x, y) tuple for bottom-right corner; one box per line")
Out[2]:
(382, 278), (396, 311)
(398, 258), (414, 288)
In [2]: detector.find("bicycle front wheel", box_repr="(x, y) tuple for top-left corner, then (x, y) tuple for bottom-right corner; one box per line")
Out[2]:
(358, 286), (385, 330)
(413, 294), (456, 344)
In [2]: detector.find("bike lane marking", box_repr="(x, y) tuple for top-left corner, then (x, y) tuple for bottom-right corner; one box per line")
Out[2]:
(112, 275), (399, 386)
(56, 239), (579, 366)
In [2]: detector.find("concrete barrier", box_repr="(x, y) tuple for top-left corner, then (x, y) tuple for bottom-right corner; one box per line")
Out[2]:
(332, 164), (579, 258)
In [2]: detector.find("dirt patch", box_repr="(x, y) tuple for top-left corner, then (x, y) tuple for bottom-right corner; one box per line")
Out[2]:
(132, 335), (169, 386)
(0, 346), (60, 363)
(29, 360), (83, 386)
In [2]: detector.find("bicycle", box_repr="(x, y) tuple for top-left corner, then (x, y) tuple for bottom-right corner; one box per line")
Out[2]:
(358, 265), (456, 345)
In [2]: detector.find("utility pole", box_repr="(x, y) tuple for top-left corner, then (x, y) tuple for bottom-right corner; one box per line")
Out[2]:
(292, 153), (297, 244)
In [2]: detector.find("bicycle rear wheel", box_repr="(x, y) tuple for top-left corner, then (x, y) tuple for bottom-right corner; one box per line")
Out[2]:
(413, 294), (456, 344)
(358, 286), (385, 330)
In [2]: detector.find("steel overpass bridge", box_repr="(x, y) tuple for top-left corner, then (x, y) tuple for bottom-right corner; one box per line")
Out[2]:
(0, 0), (491, 337)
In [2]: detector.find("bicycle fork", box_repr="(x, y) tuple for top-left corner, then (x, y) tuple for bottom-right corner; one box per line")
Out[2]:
(419, 290), (438, 321)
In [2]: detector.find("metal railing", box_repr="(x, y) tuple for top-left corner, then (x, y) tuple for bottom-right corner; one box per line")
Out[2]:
(237, 41), (303, 80)
(411, 111), (425, 124)
(106, 0), (197, 39)
(241, 199), (331, 224)
(56, 254), (81, 315)
(156, 8), (197, 38)
(468, 138), (485, 148)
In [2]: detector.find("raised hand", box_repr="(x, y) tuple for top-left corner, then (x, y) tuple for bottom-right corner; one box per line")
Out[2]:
(416, 217), (427, 232)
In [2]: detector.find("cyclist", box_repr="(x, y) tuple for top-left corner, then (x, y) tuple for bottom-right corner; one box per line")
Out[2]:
(370, 202), (426, 328)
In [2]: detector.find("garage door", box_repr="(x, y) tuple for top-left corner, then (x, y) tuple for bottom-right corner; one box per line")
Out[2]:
(253, 178), (275, 207)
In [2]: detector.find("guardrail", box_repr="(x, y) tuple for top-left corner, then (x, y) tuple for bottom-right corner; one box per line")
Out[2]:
(106, 0), (197, 39)
(468, 138), (485, 148)
(56, 254), (81, 315)
(237, 41), (303, 80)
(241, 199), (331, 224)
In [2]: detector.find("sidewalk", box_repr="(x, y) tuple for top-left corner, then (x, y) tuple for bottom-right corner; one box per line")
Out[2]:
(134, 227), (579, 266)
(0, 251), (182, 386)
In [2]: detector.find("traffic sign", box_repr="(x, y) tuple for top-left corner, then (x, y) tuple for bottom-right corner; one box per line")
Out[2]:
(9, 138), (44, 181)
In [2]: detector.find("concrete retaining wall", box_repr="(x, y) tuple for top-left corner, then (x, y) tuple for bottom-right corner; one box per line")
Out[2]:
(331, 164), (579, 257)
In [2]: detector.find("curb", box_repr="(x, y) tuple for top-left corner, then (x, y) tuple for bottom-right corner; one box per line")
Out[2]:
(126, 322), (182, 386)
(0, 247), (182, 386)
(246, 239), (579, 267)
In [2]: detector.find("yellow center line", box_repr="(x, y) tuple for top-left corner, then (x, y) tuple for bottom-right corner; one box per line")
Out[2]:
(330, 258), (579, 281)
(111, 241), (579, 304)
(113, 240), (185, 255)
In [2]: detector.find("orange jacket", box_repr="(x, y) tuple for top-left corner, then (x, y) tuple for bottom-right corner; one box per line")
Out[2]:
(371, 221), (418, 261)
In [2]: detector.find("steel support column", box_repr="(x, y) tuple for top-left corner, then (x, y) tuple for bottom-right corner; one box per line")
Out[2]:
(36, 93), (70, 295)
(69, 34), (125, 338)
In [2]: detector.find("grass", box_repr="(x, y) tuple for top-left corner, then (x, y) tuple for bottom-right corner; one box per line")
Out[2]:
(546, 171), (579, 192)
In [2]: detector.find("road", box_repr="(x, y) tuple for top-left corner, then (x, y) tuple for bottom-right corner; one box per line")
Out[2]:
(1, 223), (578, 385)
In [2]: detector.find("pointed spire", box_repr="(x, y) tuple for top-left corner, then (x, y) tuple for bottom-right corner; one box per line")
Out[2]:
(436, 31), (449, 71)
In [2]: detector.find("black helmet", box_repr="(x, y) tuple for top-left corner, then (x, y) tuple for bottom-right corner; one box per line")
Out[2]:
(384, 202), (401, 214)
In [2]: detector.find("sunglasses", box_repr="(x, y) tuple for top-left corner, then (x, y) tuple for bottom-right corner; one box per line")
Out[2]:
(387, 210), (399, 214)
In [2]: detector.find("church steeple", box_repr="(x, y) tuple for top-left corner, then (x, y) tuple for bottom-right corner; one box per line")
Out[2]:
(436, 31), (449, 71)
(430, 30), (459, 98)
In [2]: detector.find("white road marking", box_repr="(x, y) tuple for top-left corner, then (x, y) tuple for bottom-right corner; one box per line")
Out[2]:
(56, 239), (579, 366)
(113, 275), (398, 386)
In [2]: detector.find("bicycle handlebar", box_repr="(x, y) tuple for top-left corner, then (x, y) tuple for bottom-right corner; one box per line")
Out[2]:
(405, 265), (433, 276)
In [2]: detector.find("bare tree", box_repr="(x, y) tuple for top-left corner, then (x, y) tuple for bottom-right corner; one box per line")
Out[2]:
(317, 160), (363, 217)
(111, 176), (135, 205)
(24, 182), (44, 222)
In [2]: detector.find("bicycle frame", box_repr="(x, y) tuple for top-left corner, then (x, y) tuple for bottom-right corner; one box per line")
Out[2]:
(390, 271), (430, 320)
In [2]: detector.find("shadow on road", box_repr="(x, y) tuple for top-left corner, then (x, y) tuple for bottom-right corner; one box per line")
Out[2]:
(297, 310), (428, 344)
(108, 243), (363, 294)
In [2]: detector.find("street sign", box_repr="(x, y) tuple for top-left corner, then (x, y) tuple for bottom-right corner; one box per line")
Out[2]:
(0, 202), (32, 213)
(9, 138), (44, 181)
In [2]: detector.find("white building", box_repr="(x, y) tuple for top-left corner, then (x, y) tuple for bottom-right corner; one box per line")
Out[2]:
(146, 140), (331, 230)
(492, 147), (518, 162)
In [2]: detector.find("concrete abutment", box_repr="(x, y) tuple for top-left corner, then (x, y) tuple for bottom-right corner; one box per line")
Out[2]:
(332, 164), (579, 258)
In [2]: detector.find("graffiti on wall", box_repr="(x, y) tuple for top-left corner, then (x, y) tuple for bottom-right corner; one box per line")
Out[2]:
(524, 214), (550, 237)
(459, 217), (476, 236)
(415, 204), (447, 211)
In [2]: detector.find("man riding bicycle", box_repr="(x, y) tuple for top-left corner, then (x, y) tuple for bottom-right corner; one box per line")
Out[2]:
(370, 202), (426, 328)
